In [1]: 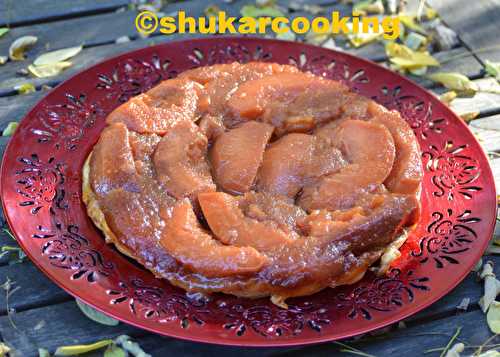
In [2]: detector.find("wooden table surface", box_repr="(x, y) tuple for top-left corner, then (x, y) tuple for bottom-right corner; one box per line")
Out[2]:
(0, 0), (499, 356)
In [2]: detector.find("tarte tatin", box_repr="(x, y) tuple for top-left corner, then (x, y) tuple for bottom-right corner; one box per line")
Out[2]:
(83, 62), (422, 308)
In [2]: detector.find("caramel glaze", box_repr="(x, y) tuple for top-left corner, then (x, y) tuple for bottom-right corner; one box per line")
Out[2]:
(84, 62), (423, 306)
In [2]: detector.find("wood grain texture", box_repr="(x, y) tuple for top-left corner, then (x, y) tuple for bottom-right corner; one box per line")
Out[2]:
(428, 0), (500, 63)
(0, 299), (495, 356)
(0, 0), (129, 27)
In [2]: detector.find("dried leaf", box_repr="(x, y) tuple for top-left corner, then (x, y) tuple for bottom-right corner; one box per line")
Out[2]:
(115, 335), (151, 357)
(303, 4), (324, 15)
(456, 297), (470, 311)
(398, 14), (426, 34)
(204, 5), (221, 17)
(104, 344), (127, 357)
(275, 24), (296, 41)
(0, 28), (9, 38)
(28, 61), (72, 78)
(487, 301), (500, 333)
(54, 340), (113, 356)
(433, 23), (459, 52)
(9, 35), (38, 61)
(322, 38), (338, 50)
(33, 45), (82, 66)
(115, 36), (131, 44)
(460, 111), (480, 123)
(386, 42), (413, 58)
(353, 0), (384, 15)
(240, 5), (284, 18)
(444, 343), (464, 357)
(0, 245), (26, 264)
(427, 72), (478, 92)
(347, 21), (383, 47)
(0, 342), (11, 356)
(439, 91), (457, 104)
(76, 299), (119, 326)
(480, 261), (500, 313)
(390, 51), (439, 68)
(485, 60), (500, 80)
(2, 122), (18, 136)
(477, 350), (500, 357)
(305, 30), (330, 45)
(0, 56), (7, 65)
(404, 32), (427, 50)
(473, 258), (483, 272)
(14, 83), (36, 94)
(38, 348), (50, 357)
(476, 77), (500, 94)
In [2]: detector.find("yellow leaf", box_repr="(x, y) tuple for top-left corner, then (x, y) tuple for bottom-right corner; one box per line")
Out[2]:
(2, 122), (18, 136)
(54, 339), (113, 356)
(385, 42), (413, 58)
(33, 45), (82, 66)
(389, 52), (440, 69)
(460, 111), (480, 122)
(347, 21), (383, 47)
(14, 83), (36, 94)
(28, 61), (72, 78)
(353, 0), (384, 15)
(427, 72), (478, 92)
(487, 301), (500, 334)
(0, 342), (11, 357)
(398, 14), (426, 33)
(9, 35), (38, 61)
(425, 6), (438, 20)
(438, 91), (457, 104)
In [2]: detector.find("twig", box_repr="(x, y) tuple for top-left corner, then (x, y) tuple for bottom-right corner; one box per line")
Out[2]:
(332, 341), (377, 357)
(1, 278), (20, 330)
(473, 334), (499, 356)
(2, 228), (16, 241)
(440, 327), (462, 357)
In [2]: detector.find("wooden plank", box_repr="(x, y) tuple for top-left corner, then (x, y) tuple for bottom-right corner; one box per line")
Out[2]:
(0, 0), (129, 27)
(0, 0), (247, 60)
(0, 262), (71, 315)
(0, 301), (140, 356)
(427, 0), (500, 63)
(287, 309), (495, 356)
(0, 299), (494, 356)
(0, 36), (160, 95)
(0, 92), (45, 130)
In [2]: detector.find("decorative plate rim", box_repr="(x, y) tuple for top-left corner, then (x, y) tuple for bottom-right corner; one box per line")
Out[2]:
(1, 36), (497, 347)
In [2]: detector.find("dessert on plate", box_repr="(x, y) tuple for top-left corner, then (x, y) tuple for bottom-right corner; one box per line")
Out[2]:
(83, 62), (422, 308)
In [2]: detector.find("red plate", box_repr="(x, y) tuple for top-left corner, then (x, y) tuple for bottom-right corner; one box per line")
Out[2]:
(1, 37), (497, 346)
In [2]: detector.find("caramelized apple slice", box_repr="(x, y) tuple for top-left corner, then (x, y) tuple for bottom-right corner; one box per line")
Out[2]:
(153, 120), (215, 201)
(228, 72), (349, 135)
(198, 191), (294, 252)
(299, 120), (396, 211)
(371, 108), (423, 195)
(90, 123), (138, 195)
(257, 133), (315, 198)
(106, 78), (202, 134)
(210, 121), (274, 194)
(160, 200), (267, 277)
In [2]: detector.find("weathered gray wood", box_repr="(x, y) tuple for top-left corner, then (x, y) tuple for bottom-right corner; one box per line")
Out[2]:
(283, 309), (495, 357)
(0, 36), (160, 95)
(0, 92), (45, 130)
(427, 0), (500, 63)
(0, 0), (129, 27)
(0, 301), (140, 356)
(0, 262), (71, 315)
(1, 298), (495, 356)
